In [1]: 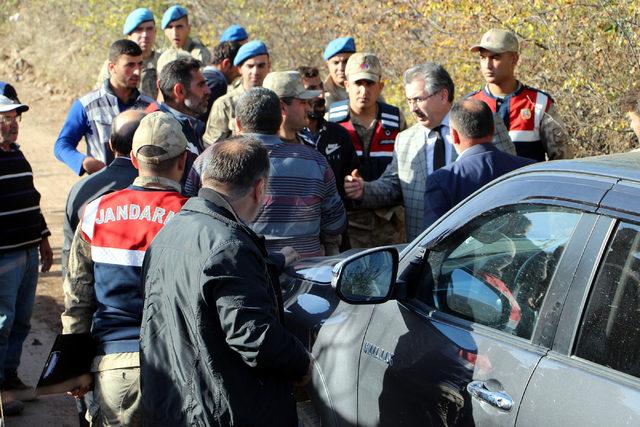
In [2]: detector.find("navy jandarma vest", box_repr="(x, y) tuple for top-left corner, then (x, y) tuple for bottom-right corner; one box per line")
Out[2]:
(328, 100), (401, 181)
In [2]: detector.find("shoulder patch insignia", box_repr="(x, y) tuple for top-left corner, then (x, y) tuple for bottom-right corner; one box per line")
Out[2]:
(520, 108), (532, 120)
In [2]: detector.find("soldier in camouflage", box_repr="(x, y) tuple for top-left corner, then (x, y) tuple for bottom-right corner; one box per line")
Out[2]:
(468, 29), (572, 161)
(161, 5), (211, 66)
(95, 8), (161, 99)
(203, 40), (271, 145)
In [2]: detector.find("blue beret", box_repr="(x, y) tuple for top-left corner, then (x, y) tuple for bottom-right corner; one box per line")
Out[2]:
(122, 8), (154, 35)
(323, 36), (356, 61)
(220, 24), (248, 42)
(161, 5), (188, 30)
(233, 40), (269, 66)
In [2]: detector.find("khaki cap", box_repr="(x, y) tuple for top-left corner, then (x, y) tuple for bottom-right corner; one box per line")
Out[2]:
(132, 111), (187, 164)
(345, 52), (382, 83)
(157, 48), (192, 76)
(470, 29), (519, 53)
(263, 71), (321, 100)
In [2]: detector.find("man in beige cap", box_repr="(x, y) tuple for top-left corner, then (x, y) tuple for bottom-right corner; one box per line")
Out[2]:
(237, 80), (346, 258)
(62, 111), (188, 426)
(327, 52), (406, 248)
(468, 28), (571, 161)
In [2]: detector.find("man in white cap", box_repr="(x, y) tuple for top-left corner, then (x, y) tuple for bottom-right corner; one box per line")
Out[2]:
(468, 28), (572, 161)
(62, 112), (189, 426)
(95, 8), (161, 98)
(0, 94), (52, 416)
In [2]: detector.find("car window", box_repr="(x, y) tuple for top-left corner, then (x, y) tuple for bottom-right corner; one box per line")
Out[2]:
(420, 205), (582, 340)
(574, 222), (640, 378)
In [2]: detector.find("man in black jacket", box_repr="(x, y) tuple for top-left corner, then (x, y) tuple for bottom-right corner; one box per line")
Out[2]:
(140, 136), (312, 426)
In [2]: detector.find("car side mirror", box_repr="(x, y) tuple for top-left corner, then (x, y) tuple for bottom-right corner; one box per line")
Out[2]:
(331, 247), (399, 304)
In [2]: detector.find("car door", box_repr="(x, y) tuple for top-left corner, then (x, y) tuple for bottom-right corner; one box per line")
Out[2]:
(355, 172), (614, 426)
(516, 216), (640, 426)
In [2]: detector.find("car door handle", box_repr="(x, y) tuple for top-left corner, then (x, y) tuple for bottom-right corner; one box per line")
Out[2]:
(467, 380), (513, 411)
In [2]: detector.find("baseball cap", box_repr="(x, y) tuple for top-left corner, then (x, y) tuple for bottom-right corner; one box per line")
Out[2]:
(470, 29), (519, 53)
(123, 8), (154, 35)
(220, 24), (248, 42)
(161, 5), (188, 30)
(0, 95), (28, 114)
(345, 52), (382, 83)
(263, 71), (321, 100)
(157, 48), (192, 76)
(0, 82), (20, 103)
(132, 112), (187, 163)
(323, 36), (356, 61)
(233, 40), (269, 66)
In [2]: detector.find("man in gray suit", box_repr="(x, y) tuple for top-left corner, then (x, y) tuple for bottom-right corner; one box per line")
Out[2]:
(344, 62), (515, 242)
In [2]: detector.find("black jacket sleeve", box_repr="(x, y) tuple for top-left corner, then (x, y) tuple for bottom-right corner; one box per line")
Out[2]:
(204, 240), (310, 379)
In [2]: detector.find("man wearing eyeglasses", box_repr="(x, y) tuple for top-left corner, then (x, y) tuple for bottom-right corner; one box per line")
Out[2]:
(344, 62), (514, 242)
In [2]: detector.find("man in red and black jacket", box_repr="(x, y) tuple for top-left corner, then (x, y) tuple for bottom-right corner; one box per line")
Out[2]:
(327, 53), (407, 248)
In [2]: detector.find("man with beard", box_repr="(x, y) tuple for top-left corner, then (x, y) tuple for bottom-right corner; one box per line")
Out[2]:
(157, 57), (210, 188)
(203, 40), (271, 144)
(95, 8), (161, 99)
(55, 40), (154, 175)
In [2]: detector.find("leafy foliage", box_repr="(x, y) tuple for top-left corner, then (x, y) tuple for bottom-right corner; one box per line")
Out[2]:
(1, 0), (639, 154)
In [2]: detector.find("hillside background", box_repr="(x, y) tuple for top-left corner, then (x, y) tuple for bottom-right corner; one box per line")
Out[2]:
(1, 0), (639, 155)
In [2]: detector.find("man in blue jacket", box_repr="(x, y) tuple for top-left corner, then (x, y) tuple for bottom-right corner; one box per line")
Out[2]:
(423, 99), (534, 229)
(54, 40), (153, 175)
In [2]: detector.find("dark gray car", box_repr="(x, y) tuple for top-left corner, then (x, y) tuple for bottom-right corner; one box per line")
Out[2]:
(283, 153), (640, 426)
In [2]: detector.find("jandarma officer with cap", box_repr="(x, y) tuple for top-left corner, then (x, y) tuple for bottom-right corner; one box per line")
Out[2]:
(467, 28), (572, 161)
(161, 5), (211, 65)
(328, 52), (407, 248)
(62, 111), (189, 426)
(219, 24), (249, 44)
(203, 40), (271, 144)
(95, 8), (161, 99)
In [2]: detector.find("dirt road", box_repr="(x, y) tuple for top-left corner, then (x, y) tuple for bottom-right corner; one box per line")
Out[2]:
(5, 81), (79, 426)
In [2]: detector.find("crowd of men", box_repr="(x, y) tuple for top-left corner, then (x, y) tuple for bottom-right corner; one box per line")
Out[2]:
(4, 2), (625, 424)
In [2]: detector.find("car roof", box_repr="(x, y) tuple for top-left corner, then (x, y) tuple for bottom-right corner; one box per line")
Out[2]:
(514, 151), (640, 183)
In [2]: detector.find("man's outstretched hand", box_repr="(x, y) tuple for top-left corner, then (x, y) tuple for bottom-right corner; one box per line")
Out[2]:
(344, 169), (364, 200)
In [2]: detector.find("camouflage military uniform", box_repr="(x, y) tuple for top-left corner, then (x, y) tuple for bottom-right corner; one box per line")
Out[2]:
(183, 37), (211, 66)
(95, 51), (161, 99)
(540, 104), (572, 159)
(348, 114), (407, 248)
(203, 84), (246, 145)
(323, 76), (348, 110)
